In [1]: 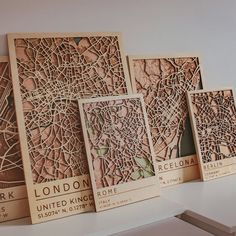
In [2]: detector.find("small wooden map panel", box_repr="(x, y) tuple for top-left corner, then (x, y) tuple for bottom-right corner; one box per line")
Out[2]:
(8, 32), (131, 223)
(187, 88), (236, 181)
(128, 55), (203, 186)
(0, 56), (29, 222)
(79, 94), (160, 211)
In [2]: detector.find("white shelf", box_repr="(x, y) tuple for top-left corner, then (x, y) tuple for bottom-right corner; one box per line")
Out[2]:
(1, 197), (184, 236)
(162, 174), (236, 234)
(114, 217), (213, 236)
(2, 176), (236, 235)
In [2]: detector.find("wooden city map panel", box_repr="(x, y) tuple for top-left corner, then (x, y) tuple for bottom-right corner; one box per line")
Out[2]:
(0, 56), (29, 222)
(8, 32), (131, 223)
(79, 94), (160, 211)
(187, 89), (236, 181)
(128, 56), (202, 186)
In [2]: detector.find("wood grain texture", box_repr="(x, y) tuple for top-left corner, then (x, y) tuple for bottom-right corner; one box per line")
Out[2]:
(128, 55), (202, 186)
(8, 32), (131, 223)
(79, 94), (160, 211)
(187, 88), (236, 181)
(0, 56), (28, 222)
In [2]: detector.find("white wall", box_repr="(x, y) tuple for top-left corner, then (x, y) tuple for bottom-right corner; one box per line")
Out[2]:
(0, 0), (235, 89)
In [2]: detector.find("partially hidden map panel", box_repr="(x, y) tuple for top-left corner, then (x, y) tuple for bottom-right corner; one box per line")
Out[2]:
(82, 96), (156, 189)
(30, 99), (88, 183)
(13, 34), (130, 184)
(0, 59), (24, 189)
(189, 90), (236, 163)
(130, 57), (202, 161)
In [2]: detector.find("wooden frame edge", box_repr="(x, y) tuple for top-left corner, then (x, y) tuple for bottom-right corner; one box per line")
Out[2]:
(0, 56), (9, 62)
(186, 91), (205, 181)
(7, 34), (34, 223)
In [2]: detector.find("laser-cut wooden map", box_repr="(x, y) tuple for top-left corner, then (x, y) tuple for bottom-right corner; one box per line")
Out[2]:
(0, 58), (24, 188)
(79, 94), (160, 211)
(83, 96), (155, 188)
(128, 56), (202, 186)
(0, 56), (29, 222)
(8, 32), (131, 223)
(187, 89), (236, 181)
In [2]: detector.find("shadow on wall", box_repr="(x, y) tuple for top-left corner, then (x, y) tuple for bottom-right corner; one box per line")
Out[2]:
(0, 34), (8, 56)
